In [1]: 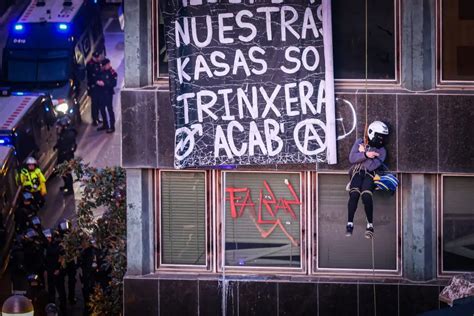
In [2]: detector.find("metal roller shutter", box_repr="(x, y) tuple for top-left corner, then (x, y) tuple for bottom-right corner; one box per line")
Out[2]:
(160, 171), (206, 265)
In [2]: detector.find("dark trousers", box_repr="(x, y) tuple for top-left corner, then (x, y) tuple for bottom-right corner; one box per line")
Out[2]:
(66, 262), (76, 300)
(90, 92), (101, 122)
(32, 191), (45, 208)
(58, 155), (74, 191)
(81, 271), (95, 314)
(99, 94), (115, 129)
(62, 174), (73, 191)
(54, 272), (67, 315)
(348, 171), (375, 224)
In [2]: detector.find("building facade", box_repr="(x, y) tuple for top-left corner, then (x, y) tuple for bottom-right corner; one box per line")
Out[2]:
(122, 0), (474, 315)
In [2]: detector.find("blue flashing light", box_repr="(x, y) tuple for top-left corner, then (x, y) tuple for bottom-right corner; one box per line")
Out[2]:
(45, 107), (50, 112)
(94, 0), (97, 3)
(58, 23), (69, 31)
(13, 91), (24, 96)
(14, 24), (24, 31)
(0, 136), (13, 146)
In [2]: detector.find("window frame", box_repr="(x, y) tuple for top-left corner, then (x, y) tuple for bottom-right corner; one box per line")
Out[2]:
(217, 170), (308, 274)
(151, 0), (401, 87)
(312, 171), (403, 276)
(153, 170), (404, 278)
(438, 174), (474, 277)
(334, 0), (401, 88)
(155, 169), (211, 271)
(436, 0), (474, 87)
(151, 1), (169, 82)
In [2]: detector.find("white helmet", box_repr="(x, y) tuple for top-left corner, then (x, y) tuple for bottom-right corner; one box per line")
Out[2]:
(25, 157), (37, 165)
(367, 121), (389, 140)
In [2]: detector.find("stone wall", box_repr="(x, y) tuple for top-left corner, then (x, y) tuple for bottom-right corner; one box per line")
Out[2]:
(124, 277), (448, 316)
(121, 89), (474, 173)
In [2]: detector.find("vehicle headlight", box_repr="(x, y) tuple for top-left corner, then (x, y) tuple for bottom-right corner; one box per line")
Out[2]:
(55, 102), (69, 113)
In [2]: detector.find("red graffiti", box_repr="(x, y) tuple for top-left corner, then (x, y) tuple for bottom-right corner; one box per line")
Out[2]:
(225, 180), (301, 246)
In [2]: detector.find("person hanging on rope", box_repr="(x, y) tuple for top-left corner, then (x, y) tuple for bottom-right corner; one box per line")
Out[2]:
(345, 121), (389, 239)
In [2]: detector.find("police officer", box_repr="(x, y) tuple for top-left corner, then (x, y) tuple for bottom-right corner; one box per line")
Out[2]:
(58, 219), (77, 305)
(26, 274), (49, 316)
(19, 157), (47, 208)
(23, 228), (46, 284)
(44, 229), (67, 315)
(87, 51), (103, 126)
(54, 117), (77, 195)
(15, 192), (39, 233)
(96, 58), (117, 134)
(79, 239), (98, 314)
(10, 234), (28, 294)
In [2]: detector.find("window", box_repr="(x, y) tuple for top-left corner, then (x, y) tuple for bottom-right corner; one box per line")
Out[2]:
(442, 176), (474, 272)
(224, 172), (302, 269)
(7, 50), (70, 83)
(157, 10), (168, 77)
(153, 0), (399, 82)
(316, 174), (399, 272)
(332, 0), (398, 81)
(155, 171), (402, 275)
(37, 59), (69, 82)
(159, 171), (207, 266)
(439, 0), (474, 82)
(152, 5), (168, 79)
(7, 59), (37, 82)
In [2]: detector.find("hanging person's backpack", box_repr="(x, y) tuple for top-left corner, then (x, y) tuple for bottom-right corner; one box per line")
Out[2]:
(373, 159), (399, 192)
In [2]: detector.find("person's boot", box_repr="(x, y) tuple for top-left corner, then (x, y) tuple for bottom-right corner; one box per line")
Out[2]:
(63, 187), (74, 195)
(92, 120), (98, 126)
(106, 127), (115, 133)
(345, 223), (354, 237)
(365, 224), (374, 239)
(97, 125), (107, 131)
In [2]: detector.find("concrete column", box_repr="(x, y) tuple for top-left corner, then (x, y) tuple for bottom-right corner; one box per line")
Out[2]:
(126, 169), (155, 275)
(402, 174), (437, 281)
(401, 0), (436, 91)
(124, 0), (153, 87)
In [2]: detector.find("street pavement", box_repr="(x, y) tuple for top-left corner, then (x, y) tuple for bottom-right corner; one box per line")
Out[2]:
(0, 4), (124, 315)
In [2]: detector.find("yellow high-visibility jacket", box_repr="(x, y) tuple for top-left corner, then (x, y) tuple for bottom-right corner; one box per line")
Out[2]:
(19, 167), (47, 196)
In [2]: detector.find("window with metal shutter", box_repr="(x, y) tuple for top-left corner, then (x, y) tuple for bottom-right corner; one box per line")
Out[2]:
(442, 176), (474, 272)
(160, 171), (206, 265)
(224, 172), (301, 268)
(317, 174), (397, 270)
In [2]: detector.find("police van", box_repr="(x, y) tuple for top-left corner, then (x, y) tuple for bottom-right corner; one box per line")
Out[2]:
(2, 0), (105, 123)
(0, 146), (20, 276)
(0, 91), (57, 178)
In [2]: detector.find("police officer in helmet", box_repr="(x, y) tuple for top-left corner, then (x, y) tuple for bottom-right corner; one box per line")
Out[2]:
(57, 219), (77, 305)
(54, 116), (77, 195)
(79, 238), (99, 314)
(15, 192), (39, 233)
(96, 58), (117, 134)
(44, 228), (67, 315)
(19, 157), (47, 208)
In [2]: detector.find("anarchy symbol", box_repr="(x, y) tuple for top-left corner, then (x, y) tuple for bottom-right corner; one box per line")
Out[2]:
(175, 124), (203, 161)
(293, 119), (327, 155)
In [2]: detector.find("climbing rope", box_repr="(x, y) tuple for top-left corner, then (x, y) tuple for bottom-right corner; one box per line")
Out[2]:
(364, 0), (377, 314)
